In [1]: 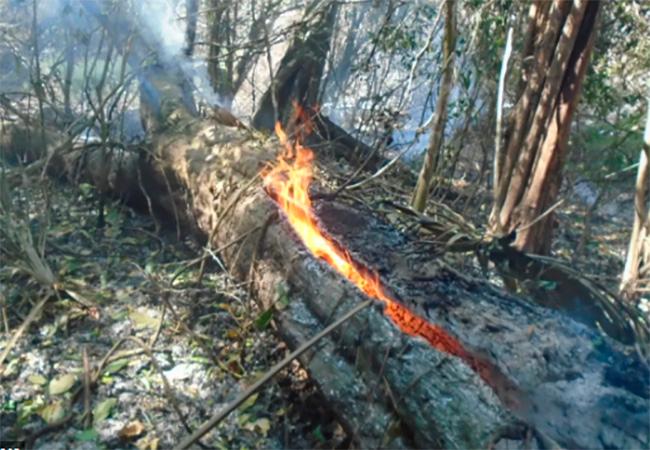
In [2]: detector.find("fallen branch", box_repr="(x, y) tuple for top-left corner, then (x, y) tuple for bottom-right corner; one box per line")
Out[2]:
(177, 298), (373, 449)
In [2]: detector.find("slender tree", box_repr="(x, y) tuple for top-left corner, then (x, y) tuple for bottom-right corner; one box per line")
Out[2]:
(411, 0), (456, 212)
(620, 99), (650, 299)
(490, 0), (601, 254)
(184, 0), (199, 57)
(493, 27), (513, 194)
(207, 0), (231, 96)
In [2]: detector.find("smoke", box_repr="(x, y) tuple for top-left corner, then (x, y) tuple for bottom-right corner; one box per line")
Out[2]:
(136, 0), (185, 60)
(135, 0), (225, 108)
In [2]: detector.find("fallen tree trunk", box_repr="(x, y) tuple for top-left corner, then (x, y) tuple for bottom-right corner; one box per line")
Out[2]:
(2, 108), (648, 448)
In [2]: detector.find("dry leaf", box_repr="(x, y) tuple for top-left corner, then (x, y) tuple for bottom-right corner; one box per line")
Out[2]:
(49, 373), (77, 395)
(39, 400), (67, 424)
(135, 434), (160, 450)
(254, 417), (271, 436)
(129, 309), (159, 329)
(28, 374), (47, 385)
(119, 420), (145, 440)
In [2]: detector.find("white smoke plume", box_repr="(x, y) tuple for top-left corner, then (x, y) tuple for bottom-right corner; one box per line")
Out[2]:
(135, 0), (224, 107)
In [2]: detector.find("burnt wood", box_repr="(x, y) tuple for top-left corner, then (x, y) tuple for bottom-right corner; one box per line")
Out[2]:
(2, 36), (648, 445)
(2, 111), (648, 448)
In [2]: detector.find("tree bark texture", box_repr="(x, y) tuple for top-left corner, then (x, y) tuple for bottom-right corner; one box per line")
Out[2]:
(490, 0), (599, 254)
(184, 0), (199, 57)
(3, 0), (648, 446)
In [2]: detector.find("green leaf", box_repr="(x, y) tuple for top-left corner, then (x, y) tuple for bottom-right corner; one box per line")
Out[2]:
(93, 398), (117, 423)
(103, 358), (129, 375)
(277, 290), (290, 311)
(538, 280), (558, 291)
(75, 428), (99, 442)
(255, 309), (273, 330)
(2, 400), (17, 411)
(106, 208), (121, 227)
(239, 393), (258, 412)
(144, 260), (156, 274)
(312, 425), (326, 443)
(49, 373), (77, 395)
(238, 412), (251, 426)
(189, 356), (211, 365)
(18, 398), (45, 424)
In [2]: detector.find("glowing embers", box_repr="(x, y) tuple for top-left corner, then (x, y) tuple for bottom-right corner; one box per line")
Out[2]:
(261, 111), (467, 359)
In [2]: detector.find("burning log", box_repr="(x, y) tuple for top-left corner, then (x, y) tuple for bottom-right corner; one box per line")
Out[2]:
(1, 32), (647, 445)
(2, 102), (649, 447)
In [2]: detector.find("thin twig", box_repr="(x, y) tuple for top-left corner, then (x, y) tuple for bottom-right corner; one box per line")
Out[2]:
(0, 291), (9, 334)
(158, 291), (220, 367)
(149, 303), (166, 349)
(170, 225), (261, 285)
(345, 146), (411, 191)
(198, 175), (260, 282)
(247, 212), (277, 299)
(177, 298), (374, 449)
(123, 336), (197, 436)
(515, 198), (565, 233)
(82, 346), (92, 429)
(0, 293), (50, 371)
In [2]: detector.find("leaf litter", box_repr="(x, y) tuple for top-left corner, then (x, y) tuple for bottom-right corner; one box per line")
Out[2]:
(0, 180), (347, 449)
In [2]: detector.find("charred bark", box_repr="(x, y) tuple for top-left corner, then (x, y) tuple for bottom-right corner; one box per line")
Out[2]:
(3, 2), (647, 444)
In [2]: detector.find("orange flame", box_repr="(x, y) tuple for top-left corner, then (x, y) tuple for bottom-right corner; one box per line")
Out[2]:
(262, 118), (469, 358)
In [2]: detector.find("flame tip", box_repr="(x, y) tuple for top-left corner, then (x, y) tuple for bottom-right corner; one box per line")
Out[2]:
(263, 109), (466, 359)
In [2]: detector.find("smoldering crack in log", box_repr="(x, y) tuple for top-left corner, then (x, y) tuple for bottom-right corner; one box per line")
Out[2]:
(210, 138), (648, 449)
(311, 201), (649, 447)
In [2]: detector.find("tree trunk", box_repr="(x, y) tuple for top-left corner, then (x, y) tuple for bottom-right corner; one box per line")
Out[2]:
(493, 27), (513, 193)
(63, 24), (75, 122)
(411, 0), (456, 212)
(620, 99), (650, 299)
(490, 0), (600, 254)
(252, 1), (338, 131)
(207, 0), (228, 95)
(184, 0), (199, 57)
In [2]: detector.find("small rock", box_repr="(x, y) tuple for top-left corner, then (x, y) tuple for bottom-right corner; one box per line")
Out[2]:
(110, 320), (130, 336)
(164, 363), (200, 382)
(154, 352), (173, 370)
(96, 418), (126, 442)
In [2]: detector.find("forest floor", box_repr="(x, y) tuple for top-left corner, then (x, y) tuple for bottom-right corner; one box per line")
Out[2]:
(0, 181), (346, 449)
(0, 162), (646, 449)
